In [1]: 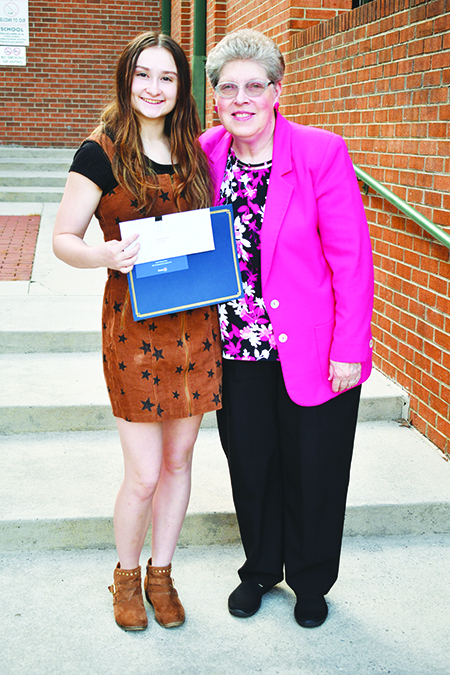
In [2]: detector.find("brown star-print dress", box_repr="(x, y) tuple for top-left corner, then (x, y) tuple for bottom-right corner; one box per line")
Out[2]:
(70, 132), (222, 422)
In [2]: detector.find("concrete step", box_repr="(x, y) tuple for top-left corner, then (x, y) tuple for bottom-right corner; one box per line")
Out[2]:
(0, 349), (216, 433)
(0, 150), (74, 179)
(0, 148), (76, 159)
(1, 421), (449, 552)
(0, 186), (64, 202)
(0, 354), (408, 434)
(0, 150), (73, 200)
(0, 158), (72, 173)
(0, 171), (68, 187)
(1, 537), (449, 675)
(0, 296), (102, 353)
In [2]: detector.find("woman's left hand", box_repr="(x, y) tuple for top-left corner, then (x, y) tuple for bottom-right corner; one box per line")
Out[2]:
(328, 360), (362, 393)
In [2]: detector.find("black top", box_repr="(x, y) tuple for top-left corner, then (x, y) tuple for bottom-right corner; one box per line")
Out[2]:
(70, 139), (175, 196)
(218, 148), (278, 361)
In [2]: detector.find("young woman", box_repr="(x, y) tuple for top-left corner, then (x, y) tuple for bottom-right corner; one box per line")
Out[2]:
(53, 33), (222, 631)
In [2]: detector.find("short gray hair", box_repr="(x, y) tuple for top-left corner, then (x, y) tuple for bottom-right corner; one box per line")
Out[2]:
(205, 29), (285, 88)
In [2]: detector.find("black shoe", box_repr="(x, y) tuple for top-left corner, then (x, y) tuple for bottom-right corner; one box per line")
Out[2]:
(294, 595), (328, 628)
(228, 580), (271, 618)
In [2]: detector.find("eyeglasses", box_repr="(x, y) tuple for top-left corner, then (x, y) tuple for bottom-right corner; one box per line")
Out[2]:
(215, 79), (274, 99)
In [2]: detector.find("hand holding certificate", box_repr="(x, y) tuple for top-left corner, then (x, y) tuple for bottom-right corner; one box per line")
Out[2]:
(119, 205), (243, 321)
(119, 208), (215, 264)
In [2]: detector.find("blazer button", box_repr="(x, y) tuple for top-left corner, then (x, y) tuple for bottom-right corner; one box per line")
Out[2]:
(279, 333), (288, 343)
(270, 299), (280, 309)
(369, 339), (374, 348)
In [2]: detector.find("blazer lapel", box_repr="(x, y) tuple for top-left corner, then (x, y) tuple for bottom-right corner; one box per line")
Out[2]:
(261, 115), (293, 288)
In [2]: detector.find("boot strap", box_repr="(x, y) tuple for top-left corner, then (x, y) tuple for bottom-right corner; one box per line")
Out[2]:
(146, 583), (178, 596)
(109, 579), (142, 602)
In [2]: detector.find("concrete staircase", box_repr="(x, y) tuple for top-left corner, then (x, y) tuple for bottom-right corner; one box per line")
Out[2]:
(2, 279), (450, 553)
(2, 327), (450, 674)
(0, 147), (74, 202)
(1, 195), (450, 675)
(0, 171), (449, 555)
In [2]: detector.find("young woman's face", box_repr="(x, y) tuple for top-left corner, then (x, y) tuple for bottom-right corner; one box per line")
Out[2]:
(131, 47), (178, 122)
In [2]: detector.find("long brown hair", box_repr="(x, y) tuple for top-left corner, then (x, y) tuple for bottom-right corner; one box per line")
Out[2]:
(97, 33), (213, 210)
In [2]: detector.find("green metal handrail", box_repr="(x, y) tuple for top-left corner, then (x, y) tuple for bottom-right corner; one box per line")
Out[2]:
(161, 0), (171, 35)
(354, 165), (450, 250)
(192, 0), (207, 127)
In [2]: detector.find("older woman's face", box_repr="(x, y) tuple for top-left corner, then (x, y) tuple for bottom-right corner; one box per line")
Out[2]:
(214, 59), (281, 144)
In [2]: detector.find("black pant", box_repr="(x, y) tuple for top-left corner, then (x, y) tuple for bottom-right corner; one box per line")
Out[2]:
(216, 359), (361, 597)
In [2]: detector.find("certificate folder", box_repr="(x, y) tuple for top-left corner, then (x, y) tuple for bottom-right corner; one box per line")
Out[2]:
(125, 205), (243, 321)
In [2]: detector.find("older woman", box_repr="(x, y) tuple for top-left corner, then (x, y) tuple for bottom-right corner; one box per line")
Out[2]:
(201, 30), (374, 628)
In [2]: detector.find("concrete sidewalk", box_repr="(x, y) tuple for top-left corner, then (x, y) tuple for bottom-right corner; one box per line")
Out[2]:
(1, 538), (450, 675)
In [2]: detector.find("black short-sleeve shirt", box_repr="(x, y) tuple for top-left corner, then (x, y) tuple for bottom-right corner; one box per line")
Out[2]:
(70, 140), (175, 195)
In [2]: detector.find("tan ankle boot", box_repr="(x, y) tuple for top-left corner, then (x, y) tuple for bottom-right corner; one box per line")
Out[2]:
(108, 563), (148, 631)
(144, 559), (185, 628)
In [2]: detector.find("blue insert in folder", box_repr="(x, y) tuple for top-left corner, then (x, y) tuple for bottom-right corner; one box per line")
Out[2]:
(135, 256), (189, 278)
(126, 205), (243, 321)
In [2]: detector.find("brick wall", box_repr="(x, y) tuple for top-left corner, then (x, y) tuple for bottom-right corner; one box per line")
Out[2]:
(204, 0), (352, 128)
(190, 0), (450, 456)
(1, 0), (160, 147)
(171, 0), (192, 55)
(285, 0), (450, 455)
(206, 0), (227, 62)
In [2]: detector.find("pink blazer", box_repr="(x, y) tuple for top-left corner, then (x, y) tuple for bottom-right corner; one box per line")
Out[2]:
(200, 114), (374, 406)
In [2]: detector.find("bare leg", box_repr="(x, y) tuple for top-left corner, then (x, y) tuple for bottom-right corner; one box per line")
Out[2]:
(113, 414), (202, 570)
(114, 418), (163, 570)
(151, 414), (203, 567)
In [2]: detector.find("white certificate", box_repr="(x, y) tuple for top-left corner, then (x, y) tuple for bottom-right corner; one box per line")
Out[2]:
(119, 208), (215, 264)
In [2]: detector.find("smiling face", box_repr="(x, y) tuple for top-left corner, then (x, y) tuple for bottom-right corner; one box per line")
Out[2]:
(214, 59), (281, 147)
(130, 46), (178, 123)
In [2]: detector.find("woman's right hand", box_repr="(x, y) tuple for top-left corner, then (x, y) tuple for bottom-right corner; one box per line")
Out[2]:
(97, 234), (140, 274)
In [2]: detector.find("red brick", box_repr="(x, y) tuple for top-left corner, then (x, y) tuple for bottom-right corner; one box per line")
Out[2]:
(435, 328), (450, 350)
(426, 339), (445, 364)
(436, 413), (450, 439)
(428, 275), (449, 296)
(438, 260), (450, 280)
(411, 380), (432, 405)
(427, 426), (448, 453)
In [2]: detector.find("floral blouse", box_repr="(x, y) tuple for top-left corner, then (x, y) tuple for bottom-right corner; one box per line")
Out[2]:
(218, 149), (279, 361)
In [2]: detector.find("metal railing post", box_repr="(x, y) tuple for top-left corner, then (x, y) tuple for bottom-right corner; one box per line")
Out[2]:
(161, 0), (171, 35)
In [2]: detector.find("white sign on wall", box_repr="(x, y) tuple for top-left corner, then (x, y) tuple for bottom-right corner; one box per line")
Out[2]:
(0, 43), (25, 64)
(0, 0), (29, 46)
